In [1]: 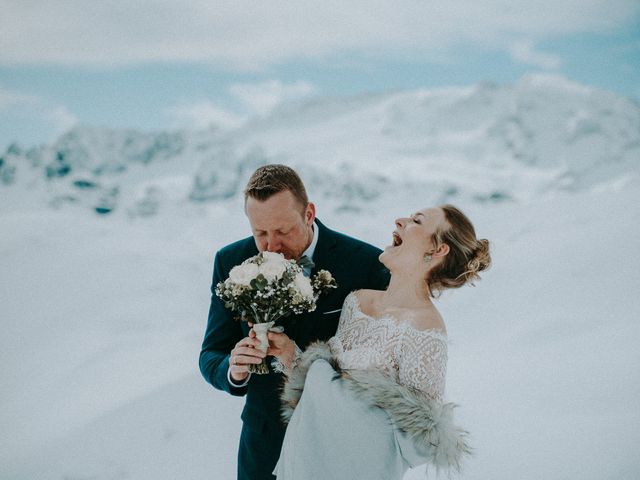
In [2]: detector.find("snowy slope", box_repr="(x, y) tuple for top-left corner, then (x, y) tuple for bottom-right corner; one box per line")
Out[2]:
(2, 184), (639, 480)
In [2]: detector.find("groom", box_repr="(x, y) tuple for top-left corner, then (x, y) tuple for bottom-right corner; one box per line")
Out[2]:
(199, 164), (390, 480)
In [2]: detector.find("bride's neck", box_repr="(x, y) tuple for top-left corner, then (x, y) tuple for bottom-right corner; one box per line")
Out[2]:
(382, 272), (432, 308)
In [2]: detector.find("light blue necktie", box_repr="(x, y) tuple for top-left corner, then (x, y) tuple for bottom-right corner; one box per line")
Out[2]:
(297, 255), (315, 277)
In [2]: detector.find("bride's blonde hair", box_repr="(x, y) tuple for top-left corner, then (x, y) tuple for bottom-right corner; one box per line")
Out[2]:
(427, 204), (491, 297)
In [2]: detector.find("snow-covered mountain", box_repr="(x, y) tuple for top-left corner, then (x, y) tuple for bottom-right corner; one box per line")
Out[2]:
(2, 74), (638, 216)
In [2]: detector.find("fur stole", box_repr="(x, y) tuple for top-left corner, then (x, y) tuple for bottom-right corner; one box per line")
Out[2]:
(280, 341), (472, 472)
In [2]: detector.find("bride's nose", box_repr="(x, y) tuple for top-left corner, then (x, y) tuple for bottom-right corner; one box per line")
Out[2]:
(395, 218), (405, 228)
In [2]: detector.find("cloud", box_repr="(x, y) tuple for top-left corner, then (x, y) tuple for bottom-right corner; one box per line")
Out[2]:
(42, 105), (79, 133)
(0, 86), (78, 145)
(0, 89), (39, 110)
(166, 80), (317, 129)
(229, 80), (316, 116)
(509, 40), (562, 69)
(166, 102), (245, 130)
(1, 1), (637, 69)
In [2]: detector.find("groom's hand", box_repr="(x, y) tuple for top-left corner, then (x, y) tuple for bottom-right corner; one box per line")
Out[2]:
(229, 336), (266, 383)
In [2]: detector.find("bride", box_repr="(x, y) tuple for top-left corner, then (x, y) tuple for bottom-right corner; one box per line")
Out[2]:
(265, 204), (491, 479)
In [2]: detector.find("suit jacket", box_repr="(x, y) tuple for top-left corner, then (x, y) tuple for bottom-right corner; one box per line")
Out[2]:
(199, 218), (390, 430)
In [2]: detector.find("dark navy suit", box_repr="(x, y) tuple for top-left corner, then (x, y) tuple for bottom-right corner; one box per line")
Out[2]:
(199, 219), (390, 480)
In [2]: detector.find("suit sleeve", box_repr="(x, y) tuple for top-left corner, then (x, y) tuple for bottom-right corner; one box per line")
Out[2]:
(199, 251), (248, 396)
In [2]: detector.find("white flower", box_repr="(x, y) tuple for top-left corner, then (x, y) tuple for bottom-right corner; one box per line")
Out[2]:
(259, 259), (287, 282)
(230, 284), (246, 296)
(217, 252), (334, 330)
(293, 272), (314, 300)
(229, 263), (259, 286)
(261, 251), (286, 263)
(316, 270), (334, 282)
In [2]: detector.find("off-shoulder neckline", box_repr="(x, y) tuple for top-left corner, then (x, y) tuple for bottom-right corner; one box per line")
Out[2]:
(346, 291), (448, 339)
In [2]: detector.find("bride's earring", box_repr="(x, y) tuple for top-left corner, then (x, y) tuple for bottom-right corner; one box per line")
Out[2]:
(424, 253), (432, 263)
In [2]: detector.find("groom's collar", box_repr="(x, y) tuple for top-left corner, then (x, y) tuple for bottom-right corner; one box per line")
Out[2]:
(301, 219), (319, 260)
(309, 218), (339, 269)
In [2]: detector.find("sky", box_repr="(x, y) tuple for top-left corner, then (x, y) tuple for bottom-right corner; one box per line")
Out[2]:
(1, 0), (639, 149)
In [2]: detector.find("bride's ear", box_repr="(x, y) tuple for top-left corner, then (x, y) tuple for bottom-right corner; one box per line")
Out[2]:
(433, 243), (450, 258)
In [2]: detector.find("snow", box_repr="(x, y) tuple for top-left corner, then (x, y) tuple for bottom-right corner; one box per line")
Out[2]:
(1, 75), (640, 479)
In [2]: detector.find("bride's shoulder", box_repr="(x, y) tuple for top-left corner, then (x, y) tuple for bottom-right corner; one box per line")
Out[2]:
(353, 288), (385, 300)
(352, 289), (383, 309)
(408, 307), (447, 336)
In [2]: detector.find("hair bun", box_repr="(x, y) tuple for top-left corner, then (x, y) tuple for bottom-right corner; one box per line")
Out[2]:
(427, 204), (491, 297)
(469, 239), (491, 274)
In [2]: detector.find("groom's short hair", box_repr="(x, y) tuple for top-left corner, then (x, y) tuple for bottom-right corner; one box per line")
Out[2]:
(244, 164), (309, 212)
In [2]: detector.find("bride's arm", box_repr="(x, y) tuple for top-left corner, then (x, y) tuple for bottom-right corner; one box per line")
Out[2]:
(269, 292), (354, 375)
(266, 331), (303, 375)
(398, 333), (448, 401)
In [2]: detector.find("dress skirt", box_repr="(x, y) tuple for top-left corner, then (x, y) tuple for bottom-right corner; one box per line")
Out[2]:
(273, 359), (410, 480)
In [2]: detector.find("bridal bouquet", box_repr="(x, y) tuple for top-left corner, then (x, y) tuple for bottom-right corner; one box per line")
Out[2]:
(216, 251), (337, 374)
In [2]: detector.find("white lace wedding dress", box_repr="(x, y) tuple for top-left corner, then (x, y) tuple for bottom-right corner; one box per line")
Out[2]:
(274, 291), (451, 480)
(328, 291), (448, 402)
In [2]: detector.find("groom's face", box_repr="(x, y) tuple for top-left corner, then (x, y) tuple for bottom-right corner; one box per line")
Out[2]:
(245, 189), (315, 260)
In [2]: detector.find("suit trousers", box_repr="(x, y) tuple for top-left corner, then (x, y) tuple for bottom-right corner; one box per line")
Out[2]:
(238, 419), (286, 480)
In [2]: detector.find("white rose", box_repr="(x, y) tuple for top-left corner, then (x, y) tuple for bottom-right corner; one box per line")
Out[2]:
(229, 263), (259, 286)
(259, 261), (286, 282)
(293, 272), (314, 300)
(261, 251), (285, 263)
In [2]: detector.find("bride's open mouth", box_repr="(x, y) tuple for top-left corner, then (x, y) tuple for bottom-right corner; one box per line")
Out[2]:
(391, 232), (402, 247)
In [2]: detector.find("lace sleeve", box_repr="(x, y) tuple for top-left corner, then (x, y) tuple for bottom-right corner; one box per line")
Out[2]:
(271, 343), (303, 376)
(398, 330), (448, 402)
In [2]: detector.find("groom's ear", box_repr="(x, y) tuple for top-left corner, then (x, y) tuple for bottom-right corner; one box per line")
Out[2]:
(305, 202), (316, 225)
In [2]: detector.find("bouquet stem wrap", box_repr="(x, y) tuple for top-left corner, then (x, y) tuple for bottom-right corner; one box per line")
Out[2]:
(249, 321), (275, 374)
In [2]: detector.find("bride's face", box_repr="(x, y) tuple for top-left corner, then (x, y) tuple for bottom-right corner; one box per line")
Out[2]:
(379, 207), (446, 272)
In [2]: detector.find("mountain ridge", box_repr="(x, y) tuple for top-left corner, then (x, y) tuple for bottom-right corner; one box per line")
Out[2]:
(1, 74), (638, 215)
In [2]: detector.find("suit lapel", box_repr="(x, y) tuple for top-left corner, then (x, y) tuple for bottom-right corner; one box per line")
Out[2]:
(280, 218), (339, 341)
(305, 219), (345, 340)
(310, 218), (338, 275)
